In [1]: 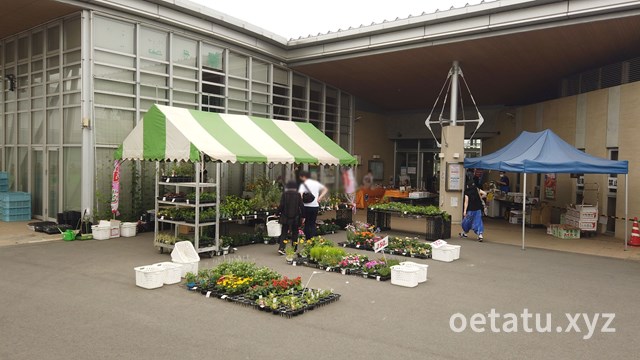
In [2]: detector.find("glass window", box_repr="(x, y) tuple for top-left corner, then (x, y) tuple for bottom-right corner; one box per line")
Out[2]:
(32, 31), (44, 56)
(5, 40), (15, 63)
(18, 112), (29, 144)
(228, 52), (248, 78)
(94, 16), (134, 54)
(274, 67), (289, 85)
(94, 64), (135, 81)
(94, 50), (135, 68)
(63, 107), (82, 144)
(47, 109), (60, 143)
(252, 59), (269, 83)
(95, 79), (135, 95)
(202, 43), (223, 71)
(32, 111), (44, 144)
(94, 93), (134, 108)
(94, 107), (135, 144)
(172, 35), (197, 67)
(5, 148), (16, 190)
(63, 17), (81, 50)
(17, 148), (28, 192)
(63, 51), (81, 64)
(63, 148), (82, 210)
(139, 26), (168, 61)
(18, 36), (29, 61)
(5, 114), (16, 144)
(47, 26), (60, 53)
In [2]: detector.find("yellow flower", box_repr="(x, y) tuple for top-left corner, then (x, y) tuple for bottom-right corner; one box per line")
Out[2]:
(283, 240), (289, 244)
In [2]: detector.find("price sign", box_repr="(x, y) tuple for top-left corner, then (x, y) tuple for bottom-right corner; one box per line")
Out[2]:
(374, 236), (389, 253)
(430, 239), (448, 249)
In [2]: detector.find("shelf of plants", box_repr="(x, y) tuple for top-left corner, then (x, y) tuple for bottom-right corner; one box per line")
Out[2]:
(367, 203), (452, 240)
(154, 162), (221, 256)
(280, 236), (403, 282)
(183, 261), (341, 318)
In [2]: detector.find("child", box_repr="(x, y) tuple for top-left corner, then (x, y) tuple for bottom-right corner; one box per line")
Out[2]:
(277, 180), (304, 255)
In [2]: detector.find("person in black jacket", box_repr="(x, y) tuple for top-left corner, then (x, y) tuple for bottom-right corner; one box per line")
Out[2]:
(277, 180), (304, 255)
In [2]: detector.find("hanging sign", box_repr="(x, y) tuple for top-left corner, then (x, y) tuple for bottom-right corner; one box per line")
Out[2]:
(111, 160), (121, 215)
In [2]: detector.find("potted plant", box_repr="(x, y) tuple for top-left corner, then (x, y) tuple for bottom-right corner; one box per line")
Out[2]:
(221, 236), (232, 255)
(285, 246), (296, 263)
(185, 272), (197, 288)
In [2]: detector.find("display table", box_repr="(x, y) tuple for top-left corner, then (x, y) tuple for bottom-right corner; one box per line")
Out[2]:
(355, 188), (386, 209)
(389, 193), (438, 206)
(366, 209), (451, 240)
(383, 190), (409, 198)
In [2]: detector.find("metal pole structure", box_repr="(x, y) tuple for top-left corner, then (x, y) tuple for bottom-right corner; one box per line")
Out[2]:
(522, 173), (527, 250)
(450, 61), (460, 126)
(215, 162), (221, 252)
(625, 173), (628, 251)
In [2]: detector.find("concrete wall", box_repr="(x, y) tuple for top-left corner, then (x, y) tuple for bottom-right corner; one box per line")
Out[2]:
(353, 111), (395, 185)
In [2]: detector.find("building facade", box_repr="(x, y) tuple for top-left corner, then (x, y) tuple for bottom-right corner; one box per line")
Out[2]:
(0, 4), (354, 221)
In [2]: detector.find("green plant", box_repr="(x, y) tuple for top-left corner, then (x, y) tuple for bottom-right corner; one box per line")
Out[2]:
(184, 272), (197, 284)
(247, 177), (281, 210)
(156, 232), (176, 245)
(285, 246), (296, 257)
(172, 162), (195, 177)
(220, 236), (233, 248)
(220, 195), (252, 218)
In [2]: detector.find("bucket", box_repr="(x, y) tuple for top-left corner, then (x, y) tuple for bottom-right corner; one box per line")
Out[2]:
(62, 229), (76, 241)
(266, 216), (282, 237)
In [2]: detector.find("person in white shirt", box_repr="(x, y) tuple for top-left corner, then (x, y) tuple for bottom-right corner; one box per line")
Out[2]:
(298, 171), (328, 239)
(362, 171), (373, 188)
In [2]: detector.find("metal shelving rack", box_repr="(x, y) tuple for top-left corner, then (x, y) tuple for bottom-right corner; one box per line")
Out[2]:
(154, 162), (221, 257)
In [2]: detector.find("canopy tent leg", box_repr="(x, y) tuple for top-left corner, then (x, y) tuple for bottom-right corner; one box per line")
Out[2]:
(522, 173), (527, 250)
(625, 173), (628, 251)
(215, 162), (221, 252)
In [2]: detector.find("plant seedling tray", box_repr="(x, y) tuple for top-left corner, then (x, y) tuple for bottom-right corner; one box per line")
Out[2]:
(337, 242), (431, 259)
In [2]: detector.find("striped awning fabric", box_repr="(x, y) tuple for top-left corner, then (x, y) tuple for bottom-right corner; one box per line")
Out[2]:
(115, 104), (357, 165)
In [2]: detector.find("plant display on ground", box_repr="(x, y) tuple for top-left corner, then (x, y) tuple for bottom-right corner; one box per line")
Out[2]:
(370, 203), (450, 221)
(183, 260), (340, 318)
(345, 221), (378, 247)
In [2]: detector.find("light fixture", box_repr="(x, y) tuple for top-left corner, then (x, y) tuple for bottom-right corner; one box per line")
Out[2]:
(5, 74), (16, 91)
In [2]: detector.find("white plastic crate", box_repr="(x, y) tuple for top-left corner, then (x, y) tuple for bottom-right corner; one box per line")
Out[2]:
(391, 265), (420, 288)
(565, 217), (597, 231)
(153, 262), (183, 284)
(110, 220), (121, 238)
(400, 261), (428, 283)
(121, 222), (137, 237)
(92, 225), (110, 240)
(174, 261), (198, 277)
(134, 265), (165, 289)
(432, 244), (461, 262)
(566, 205), (598, 220)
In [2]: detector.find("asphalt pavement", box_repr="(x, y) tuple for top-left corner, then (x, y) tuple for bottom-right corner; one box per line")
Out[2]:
(0, 232), (638, 360)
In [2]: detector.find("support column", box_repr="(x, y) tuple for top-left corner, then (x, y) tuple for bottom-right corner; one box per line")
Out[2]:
(439, 125), (465, 224)
(80, 10), (95, 215)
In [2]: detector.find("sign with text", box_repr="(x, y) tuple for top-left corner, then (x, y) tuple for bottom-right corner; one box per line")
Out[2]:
(374, 236), (389, 253)
(430, 239), (448, 249)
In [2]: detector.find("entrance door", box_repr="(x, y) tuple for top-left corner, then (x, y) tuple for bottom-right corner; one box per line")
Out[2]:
(47, 148), (60, 221)
(31, 148), (44, 219)
(420, 153), (436, 192)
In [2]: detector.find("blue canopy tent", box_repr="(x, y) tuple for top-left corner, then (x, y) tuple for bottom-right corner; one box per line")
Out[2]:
(464, 129), (629, 250)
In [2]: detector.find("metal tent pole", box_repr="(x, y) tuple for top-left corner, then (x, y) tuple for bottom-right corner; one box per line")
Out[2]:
(450, 61), (460, 126)
(625, 173), (628, 251)
(522, 173), (527, 250)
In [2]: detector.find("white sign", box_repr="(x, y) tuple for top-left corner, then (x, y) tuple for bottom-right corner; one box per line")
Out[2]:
(430, 239), (448, 249)
(374, 236), (389, 253)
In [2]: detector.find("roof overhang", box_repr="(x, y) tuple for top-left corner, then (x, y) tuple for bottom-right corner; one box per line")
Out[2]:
(0, 0), (80, 39)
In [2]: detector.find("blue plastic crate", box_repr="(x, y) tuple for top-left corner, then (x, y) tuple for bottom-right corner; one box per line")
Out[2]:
(0, 172), (8, 180)
(0, 207), (31, 216)
(1, 213), (32, 222)
(0, 192), (31, 207)
(0, 185), (7, 193)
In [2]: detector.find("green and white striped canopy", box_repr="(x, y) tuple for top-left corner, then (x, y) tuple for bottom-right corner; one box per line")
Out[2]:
(115, 104), (357, 165)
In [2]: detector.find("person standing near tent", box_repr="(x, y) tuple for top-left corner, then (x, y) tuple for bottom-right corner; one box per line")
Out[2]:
(460, 182), (487, 242)
(298, 171), (328, 239)
(497, 171), (510, 193)
(277, 180), (304, 255)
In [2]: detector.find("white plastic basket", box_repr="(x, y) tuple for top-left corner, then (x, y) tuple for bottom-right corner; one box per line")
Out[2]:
(121, 222), (137, 237)
(400, 261), (428, 283)
(432, 244), (461, 262)
(266, 216), (282, 237)
(153, 262), (183, 284)
(134, 265), (165, 289)
(174, 261), (198, 277)
(92, 225), (110, 240)
(391, 265), (420, 288)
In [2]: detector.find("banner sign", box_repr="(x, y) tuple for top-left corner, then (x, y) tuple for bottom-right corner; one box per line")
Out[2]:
(111, 160), (121, 215)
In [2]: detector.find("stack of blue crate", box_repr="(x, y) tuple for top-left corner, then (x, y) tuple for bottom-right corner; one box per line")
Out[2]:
(0, 192), (32, 222)
(0, 172), (8, 192)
